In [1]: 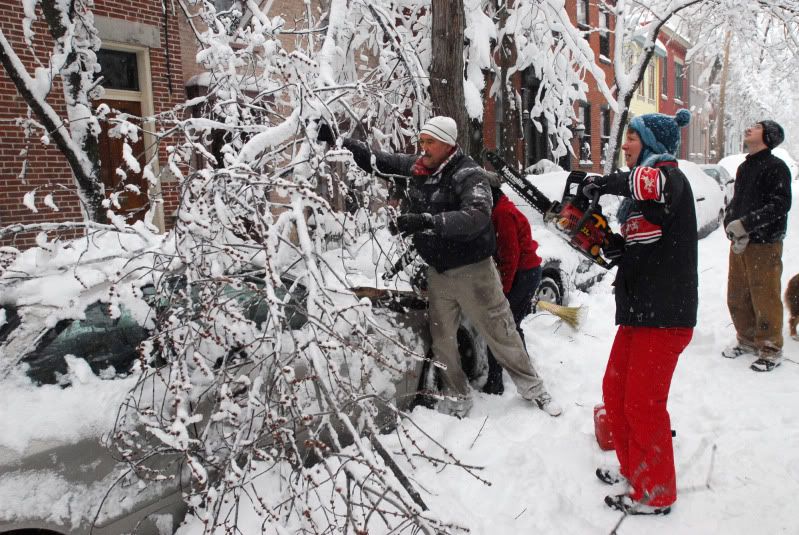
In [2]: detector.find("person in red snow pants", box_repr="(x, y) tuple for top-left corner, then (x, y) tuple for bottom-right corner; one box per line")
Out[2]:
(581, 108), (697, 515)
(603, 326), (693, 507)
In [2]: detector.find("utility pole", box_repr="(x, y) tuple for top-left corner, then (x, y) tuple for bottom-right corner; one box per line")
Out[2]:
(430, 0), (470, 155)
(715, 30), (732, 163)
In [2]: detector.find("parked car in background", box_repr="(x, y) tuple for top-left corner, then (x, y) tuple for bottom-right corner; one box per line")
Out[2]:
(719, 148), (798, 182)
(699, 164), (735, 207)
(678, 160), (726, 237)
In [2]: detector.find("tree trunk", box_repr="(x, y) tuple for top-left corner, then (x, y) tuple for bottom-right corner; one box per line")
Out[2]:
(714, 31), (732, 163)
(604, 88), (636, 173)
(430, 0), (470, 155)
(41, 0), (105, 222)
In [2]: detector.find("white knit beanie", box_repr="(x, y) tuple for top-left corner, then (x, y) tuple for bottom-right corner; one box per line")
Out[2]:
(419, 116), (458, 146)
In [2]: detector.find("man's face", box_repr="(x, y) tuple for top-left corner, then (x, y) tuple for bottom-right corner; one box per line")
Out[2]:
(744, 123), (765, 149)
(622, 130), (643, 168)
(419, 134), (454, 169)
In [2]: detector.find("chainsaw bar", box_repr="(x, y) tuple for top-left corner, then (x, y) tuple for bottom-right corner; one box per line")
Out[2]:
(485, 151), (613, 269)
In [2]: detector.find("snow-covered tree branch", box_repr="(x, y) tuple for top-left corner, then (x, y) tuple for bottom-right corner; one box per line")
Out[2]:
(0, 0), (106, 222)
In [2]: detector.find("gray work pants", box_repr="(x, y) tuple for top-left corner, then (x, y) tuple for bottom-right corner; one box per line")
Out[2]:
(427, 257), (546, 400)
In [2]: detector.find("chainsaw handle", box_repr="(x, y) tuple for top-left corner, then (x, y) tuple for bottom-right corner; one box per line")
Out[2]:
(568, 188), (601, 238)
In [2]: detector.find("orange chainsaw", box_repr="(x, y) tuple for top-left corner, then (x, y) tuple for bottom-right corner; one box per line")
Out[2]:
(485, 151), (622, 269)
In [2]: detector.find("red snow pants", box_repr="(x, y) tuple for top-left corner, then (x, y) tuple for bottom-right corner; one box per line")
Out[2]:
(602, 325), (693, 507)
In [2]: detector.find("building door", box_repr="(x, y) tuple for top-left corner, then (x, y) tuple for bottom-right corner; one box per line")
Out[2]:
(97, 98), (148, 222)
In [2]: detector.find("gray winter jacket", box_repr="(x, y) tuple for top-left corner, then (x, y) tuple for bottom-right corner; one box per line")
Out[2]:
(342, 139), (496, 272)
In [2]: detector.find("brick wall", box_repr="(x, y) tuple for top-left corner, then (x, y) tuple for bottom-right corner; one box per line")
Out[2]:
(658, 32), (690, 159)
(565, 0), (616, 174)
(0, 0), (185, 248)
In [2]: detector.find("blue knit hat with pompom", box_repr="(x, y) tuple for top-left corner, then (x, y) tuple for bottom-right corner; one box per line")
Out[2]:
(629, 109), (691, 166)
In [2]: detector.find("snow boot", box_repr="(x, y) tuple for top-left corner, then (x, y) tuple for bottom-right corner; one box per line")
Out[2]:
(751, 350), (783, 372)
(721, 342), (757, 359)
(604, 494), (671, 515)
(532, 391), (562, 417)
(596, 467), (626, 486)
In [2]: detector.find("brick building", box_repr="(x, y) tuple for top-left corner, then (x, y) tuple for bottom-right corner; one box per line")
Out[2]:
(0, 0), (185, 247)
(565, 0), (617, 174)
(658, 27), (691, 159)
(481, 0), (617, 174)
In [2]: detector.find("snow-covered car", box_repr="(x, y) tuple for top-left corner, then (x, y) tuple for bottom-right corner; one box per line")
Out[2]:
(0, 234), (191, 535)
(699, 163), (735, 207)
(678, 159), (726, 238)
(0, 233), (494, 534)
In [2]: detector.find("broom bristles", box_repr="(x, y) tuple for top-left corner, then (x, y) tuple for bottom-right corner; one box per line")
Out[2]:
(536, 300), (585, 330)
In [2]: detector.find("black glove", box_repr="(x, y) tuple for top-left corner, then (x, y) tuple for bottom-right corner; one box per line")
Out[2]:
(317, 121), (336, 144)
(603, 232), (625, 260)
(581, 175), (608, 199)
(396, 213), (435, 234)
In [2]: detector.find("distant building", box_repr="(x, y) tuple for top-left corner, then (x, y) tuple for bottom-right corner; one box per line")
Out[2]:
(657, 27), (690, 159)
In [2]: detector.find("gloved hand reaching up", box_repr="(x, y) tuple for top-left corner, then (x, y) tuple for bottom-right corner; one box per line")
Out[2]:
(726, 219), (749, 254)
(393, 213), (435, 235)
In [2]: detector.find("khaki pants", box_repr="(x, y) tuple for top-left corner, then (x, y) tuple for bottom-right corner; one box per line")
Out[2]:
(727, 242), (784, 351)
(427, 257), (545, 399)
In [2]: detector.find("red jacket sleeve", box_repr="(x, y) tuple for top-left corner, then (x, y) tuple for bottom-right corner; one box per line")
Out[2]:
(493, 209), (520, 294)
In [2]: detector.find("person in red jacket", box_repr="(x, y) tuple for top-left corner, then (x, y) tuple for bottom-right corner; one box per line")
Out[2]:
(483, 174), (543, 395)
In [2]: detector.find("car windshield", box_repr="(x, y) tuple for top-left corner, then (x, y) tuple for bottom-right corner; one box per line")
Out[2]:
(17, 274), (309, 386)
(144, 273), (308, 331)
(703, 168), (720, 181)
(20, 302), (148, 385)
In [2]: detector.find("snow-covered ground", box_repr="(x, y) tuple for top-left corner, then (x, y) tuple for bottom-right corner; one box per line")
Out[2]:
(179, 184), (799, 534)
(369, 190), (799, 534)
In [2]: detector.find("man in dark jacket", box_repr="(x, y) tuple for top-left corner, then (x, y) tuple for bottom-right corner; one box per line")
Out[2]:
(482, 175), (543, 395)
(318, 116), (560, 417)
(581, 109), (696, 516)
(722, 120), (791, 372)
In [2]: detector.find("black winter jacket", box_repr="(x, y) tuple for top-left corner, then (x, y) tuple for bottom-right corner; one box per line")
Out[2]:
(604, 162), (698, 328)
(343, 139), (495, 272)
(723, 149), (791, 243)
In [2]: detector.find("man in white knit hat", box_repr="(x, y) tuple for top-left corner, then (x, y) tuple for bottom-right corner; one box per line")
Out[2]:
(318, 116), (561, 417)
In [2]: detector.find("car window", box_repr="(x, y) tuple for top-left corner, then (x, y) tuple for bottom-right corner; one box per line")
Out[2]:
(143, 275), (308, 331)
(21, 302), (148, 385)
(232, 276), (308, 330)
(0, 305), (20, 344)
(702, 168), (720, 181)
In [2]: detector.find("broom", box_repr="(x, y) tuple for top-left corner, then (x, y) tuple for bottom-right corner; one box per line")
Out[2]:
(535, 300), (585, 330)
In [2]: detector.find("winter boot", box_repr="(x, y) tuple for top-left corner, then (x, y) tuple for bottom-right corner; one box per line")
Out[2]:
(721, 342), (757, 359)
(604, 494), (671, 515)
(532, 391), (562, 417)
(751, 349), (783, 372)
(595, 467), (627, 486)
(482, 371), (505, 396)
(482, 354), (505, 395)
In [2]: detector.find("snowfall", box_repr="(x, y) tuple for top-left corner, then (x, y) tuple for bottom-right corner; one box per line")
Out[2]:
(2, 163), (799, 535)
